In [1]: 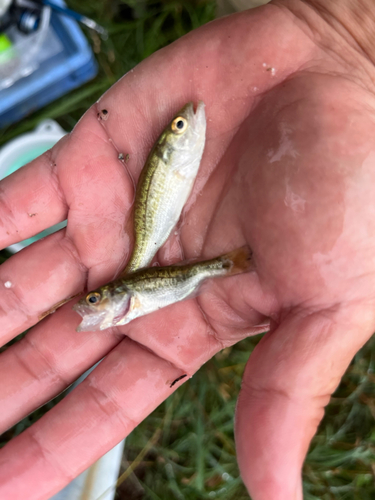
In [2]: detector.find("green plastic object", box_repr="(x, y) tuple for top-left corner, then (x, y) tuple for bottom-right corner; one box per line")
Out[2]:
(0, 33), (15, 65)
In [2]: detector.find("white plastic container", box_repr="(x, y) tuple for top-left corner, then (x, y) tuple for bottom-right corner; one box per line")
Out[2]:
(50, 363), (125, 500)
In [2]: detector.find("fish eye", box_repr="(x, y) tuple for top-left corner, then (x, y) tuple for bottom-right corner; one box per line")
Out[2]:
(171, 116), (188, 134)
(86, 292), (101, 306)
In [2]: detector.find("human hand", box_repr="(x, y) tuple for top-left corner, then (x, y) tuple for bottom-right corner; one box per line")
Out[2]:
(1, 1), (375, 499)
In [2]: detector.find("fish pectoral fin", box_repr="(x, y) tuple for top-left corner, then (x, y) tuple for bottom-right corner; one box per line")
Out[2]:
(173, 169), (189, 180)
(129, 294), (142, 311)
(113, 294), (139, 326)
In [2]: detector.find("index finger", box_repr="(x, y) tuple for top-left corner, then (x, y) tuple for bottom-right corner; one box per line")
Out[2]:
(0, 146), (68, 249)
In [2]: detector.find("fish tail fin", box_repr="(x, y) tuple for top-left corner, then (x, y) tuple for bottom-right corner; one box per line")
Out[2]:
(221, 245), (254, 276)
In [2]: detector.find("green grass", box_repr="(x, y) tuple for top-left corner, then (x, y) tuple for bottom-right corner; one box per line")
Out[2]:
(1, 1), (375, 499)
(119, 335), (375, 500)
(119, 336), (259, 500)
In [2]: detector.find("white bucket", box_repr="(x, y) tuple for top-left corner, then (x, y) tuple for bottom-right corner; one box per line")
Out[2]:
(0, 119), (67, 252)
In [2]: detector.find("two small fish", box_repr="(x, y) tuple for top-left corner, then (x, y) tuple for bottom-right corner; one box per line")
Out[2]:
(74, 102), (253, 331)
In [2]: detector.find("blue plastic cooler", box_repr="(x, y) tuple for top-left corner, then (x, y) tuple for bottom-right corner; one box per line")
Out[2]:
(0, 1), (98, 128)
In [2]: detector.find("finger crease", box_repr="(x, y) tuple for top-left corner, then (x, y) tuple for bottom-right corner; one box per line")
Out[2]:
(44, 149), (69, 213)
(241, 383), (293, 403)
(123, 335), (194, 379)
(58, 234), (89, 279)
(27, 430), (75, 481)
(195, 297), (226, 351)
(88, 382), (138, 429)
(23, 335), (71, 387)
(0, 187), (21, 236)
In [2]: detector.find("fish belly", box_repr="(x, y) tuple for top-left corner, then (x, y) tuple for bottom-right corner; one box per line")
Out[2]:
(119, 272), (207, 325)
(140, 170), (194, 267)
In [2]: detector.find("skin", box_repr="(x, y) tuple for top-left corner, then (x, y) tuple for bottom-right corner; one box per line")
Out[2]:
(0, 0), (375, 498)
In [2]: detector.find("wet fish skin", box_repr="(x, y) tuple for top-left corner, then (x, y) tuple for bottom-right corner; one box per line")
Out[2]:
(123, 101), (206, 274)
(74, 246), (253, 332)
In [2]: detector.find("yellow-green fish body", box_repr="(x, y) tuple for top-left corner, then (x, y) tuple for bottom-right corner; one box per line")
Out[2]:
(124, 101), (206, 273)
(74, 246), (253, 332)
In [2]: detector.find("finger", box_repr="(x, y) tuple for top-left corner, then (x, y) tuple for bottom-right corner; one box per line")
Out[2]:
(196, 274), (273, 342)
(52, 117), (134, 285)
(0, 104), (129, 254)
(0, 230), (85, 345)
(235, 303), (375, 500)
(0, 301), (121, 434)
(0, 336), (204, 500)
(0, 146), (68, 249)
(0, 298), (221, 434)
(119, 299), (224, 372)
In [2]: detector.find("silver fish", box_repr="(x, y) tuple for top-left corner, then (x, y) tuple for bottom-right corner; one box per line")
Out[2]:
(74, 246), (253, 332)
(123, 101), (206, 274)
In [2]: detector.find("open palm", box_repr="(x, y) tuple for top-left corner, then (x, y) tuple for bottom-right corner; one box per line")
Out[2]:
(1, 3), (375, 499)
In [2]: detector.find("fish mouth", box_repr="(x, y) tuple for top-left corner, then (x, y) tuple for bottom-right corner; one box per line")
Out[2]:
(177, 101), (206, 143)
(75, 312), (109, 332)
(73, 302), (108, 332)
(193, 100), (206, 134)
(178, 101), (205, 123)
(194, 100), (205, 118)
(73, 301), (91, 316)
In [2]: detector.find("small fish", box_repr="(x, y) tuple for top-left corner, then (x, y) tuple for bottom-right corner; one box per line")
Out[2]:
(123, 101), (206, 274)
(74, 246), (253, 332)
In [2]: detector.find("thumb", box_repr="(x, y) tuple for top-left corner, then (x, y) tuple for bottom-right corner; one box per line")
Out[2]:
(235, 304), (375, 500)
